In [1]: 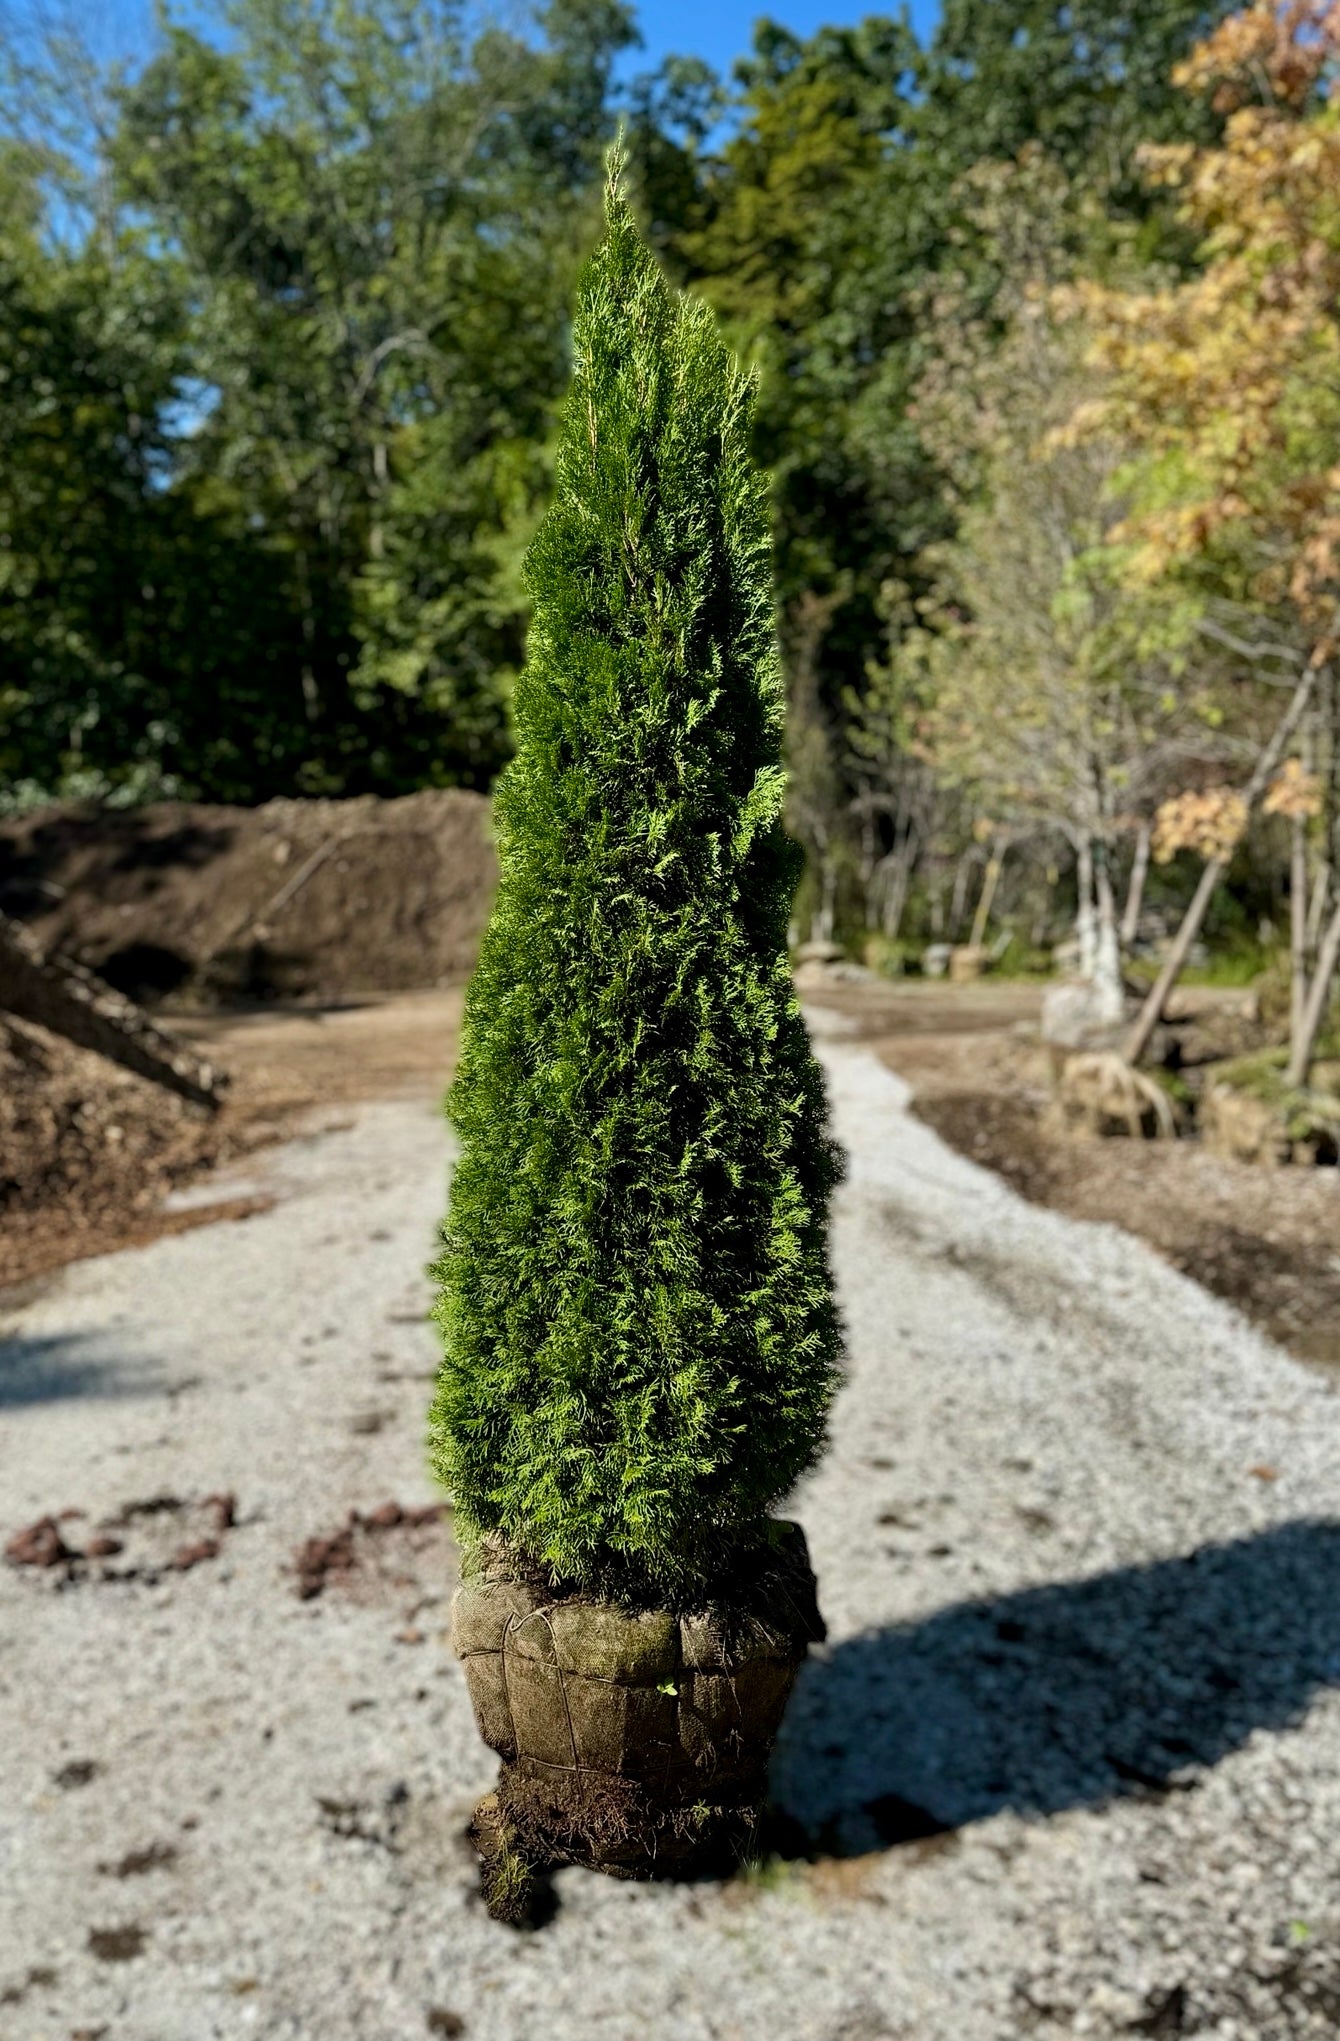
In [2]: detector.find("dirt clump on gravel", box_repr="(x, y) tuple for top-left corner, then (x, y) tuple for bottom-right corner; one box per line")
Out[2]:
(5, 1490), (239, 1585)
(0, 789), (496, 1007)
(291, 1501), (455, 1608)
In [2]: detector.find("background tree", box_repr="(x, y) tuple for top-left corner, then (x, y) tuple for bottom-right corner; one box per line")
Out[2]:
(0, 0), (1268, 918)
(1070, 0), (1340, 1072)
(919, 0), (1234, 197)
(629, 0), (1243, 938)
(0, 141), (192, 803)
(0, 0), (632, 805)
(862, 155), (1224, 1013)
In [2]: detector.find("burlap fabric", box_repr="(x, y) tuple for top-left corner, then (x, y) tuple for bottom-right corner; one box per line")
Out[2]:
(454, 1521), (824, 1876)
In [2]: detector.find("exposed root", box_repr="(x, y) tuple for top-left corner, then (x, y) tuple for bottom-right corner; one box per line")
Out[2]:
(1058, 1051), (1177, 1140)
(494, 1762), (762, 1882)
(470, 1793), (542, 1926)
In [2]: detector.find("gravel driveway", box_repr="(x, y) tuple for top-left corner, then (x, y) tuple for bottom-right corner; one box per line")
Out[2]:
(4, 1010), (1340, 2041)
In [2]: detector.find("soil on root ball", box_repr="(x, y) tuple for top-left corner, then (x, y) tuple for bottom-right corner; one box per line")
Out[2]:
(455, 1523), (826, 1916)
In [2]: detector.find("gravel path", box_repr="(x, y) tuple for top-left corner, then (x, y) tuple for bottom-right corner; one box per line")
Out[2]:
(5, 1014), (1340, 2040)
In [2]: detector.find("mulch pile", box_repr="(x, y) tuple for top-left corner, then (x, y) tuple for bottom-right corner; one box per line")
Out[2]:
(0, 1014), (284, 1289)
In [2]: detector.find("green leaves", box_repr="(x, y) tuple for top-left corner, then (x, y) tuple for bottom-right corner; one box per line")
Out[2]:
(625, 1), (1241, 923)
(0, 0), (633, 804)
(431, 174), (841, 1600)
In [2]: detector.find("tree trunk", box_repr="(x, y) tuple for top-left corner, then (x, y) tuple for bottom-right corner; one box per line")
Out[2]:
(969, 840), (1005, 950)
(1286, 892), (1340, 1087)
(929, 866), (945, 939)
(859, 815), (879, 931)
(1121, 820), (1152, 948)
(1306, 860), (1331, 957)
(1124, 663), (1321, 1066)
(949, 849), (979, 943)
(0, 913), (226, 1110)
(1076, 837), (1097, 980)
(812, 856), (837, 946)
(1291, 815), (1310, 1048)
(1092, 846), (1124, 1025)
(879, 843), (916, 943)
(291, 536), (322, 727)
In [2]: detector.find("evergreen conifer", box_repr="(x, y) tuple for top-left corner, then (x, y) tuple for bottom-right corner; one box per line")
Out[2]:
(430, 160), (841, 1603)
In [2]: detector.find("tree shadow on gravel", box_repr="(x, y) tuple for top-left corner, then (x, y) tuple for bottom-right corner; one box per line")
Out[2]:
(769, 1520), (1340, 1857)
(0, 1330), (156, 1407)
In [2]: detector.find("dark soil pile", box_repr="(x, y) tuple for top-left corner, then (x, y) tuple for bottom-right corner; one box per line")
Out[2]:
(0, 1014), (281, 1289)
(0, 789), (496, 1007)
(5, 1489), (239, 1584)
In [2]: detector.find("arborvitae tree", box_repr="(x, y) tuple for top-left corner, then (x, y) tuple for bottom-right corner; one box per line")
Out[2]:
(431, 162), (841, 1603)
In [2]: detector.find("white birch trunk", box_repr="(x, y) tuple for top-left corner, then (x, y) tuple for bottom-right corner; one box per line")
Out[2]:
(1286, 892), (1340, 1088)
(1092, 850), (1125, 1025)
(1076, 837), (1097, 981)
(1125, 661), (1321, 1066)
(969, 841), (1006, 950)
(1291, 816), (1310, 1050)
(1120, 820), (1152, 948)
(1306, 860), (1331, 958)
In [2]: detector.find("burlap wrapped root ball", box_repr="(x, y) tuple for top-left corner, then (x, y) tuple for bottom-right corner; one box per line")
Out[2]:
(454, 1524), (824, 1892)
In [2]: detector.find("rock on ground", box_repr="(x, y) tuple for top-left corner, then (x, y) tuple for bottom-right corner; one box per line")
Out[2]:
(4, 1017), (1340, 2038)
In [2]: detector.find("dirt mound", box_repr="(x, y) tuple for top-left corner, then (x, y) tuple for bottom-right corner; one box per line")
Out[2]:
(0, 1014), (288, 1289)
(0, 789), (496, 1007)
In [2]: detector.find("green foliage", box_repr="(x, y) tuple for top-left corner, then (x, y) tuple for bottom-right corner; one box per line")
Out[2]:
(1150, 1066), (1194, 1108)
(430, 174), (842, 1599)
(0, 0), (1250, 840)
(632, 0), (1241, 756)
(889, 152), (1215, 866)
(1180, 947), (1274, 989)
(921, 0), (1231, 201)
(862, 934), (919, 979)
(0, 0), (632, 803)
(989, 934), (1054, 981)
(0, 147), (185, 798)
(634, 18), (943, 721)
(1211, 1048), (1340, 1144)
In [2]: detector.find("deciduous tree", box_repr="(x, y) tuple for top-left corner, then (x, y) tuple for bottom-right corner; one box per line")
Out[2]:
(1071, 1), (1340, 1071)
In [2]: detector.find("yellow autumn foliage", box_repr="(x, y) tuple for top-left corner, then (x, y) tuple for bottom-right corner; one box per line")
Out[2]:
(1066, 2), (1340, 655)
(1152, 787), (1249, 864)
(1263, 755), (1325, 819)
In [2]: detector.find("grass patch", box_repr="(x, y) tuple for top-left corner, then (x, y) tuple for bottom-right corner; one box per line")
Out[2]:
(1181, 951), (1271, 988)
(1150, 1066), (1194, 1108)
(1211, 1049), (1340, 1146)
(988, 932), (1054, 980)
(861, 935), (922, 979)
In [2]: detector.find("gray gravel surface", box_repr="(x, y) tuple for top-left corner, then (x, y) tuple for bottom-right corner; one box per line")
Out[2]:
(4, 1012), (1340, 2041)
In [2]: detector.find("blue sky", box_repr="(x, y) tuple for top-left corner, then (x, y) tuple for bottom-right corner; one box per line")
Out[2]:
(53, 0), (944, 85)
(628, 0), (941, 76)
